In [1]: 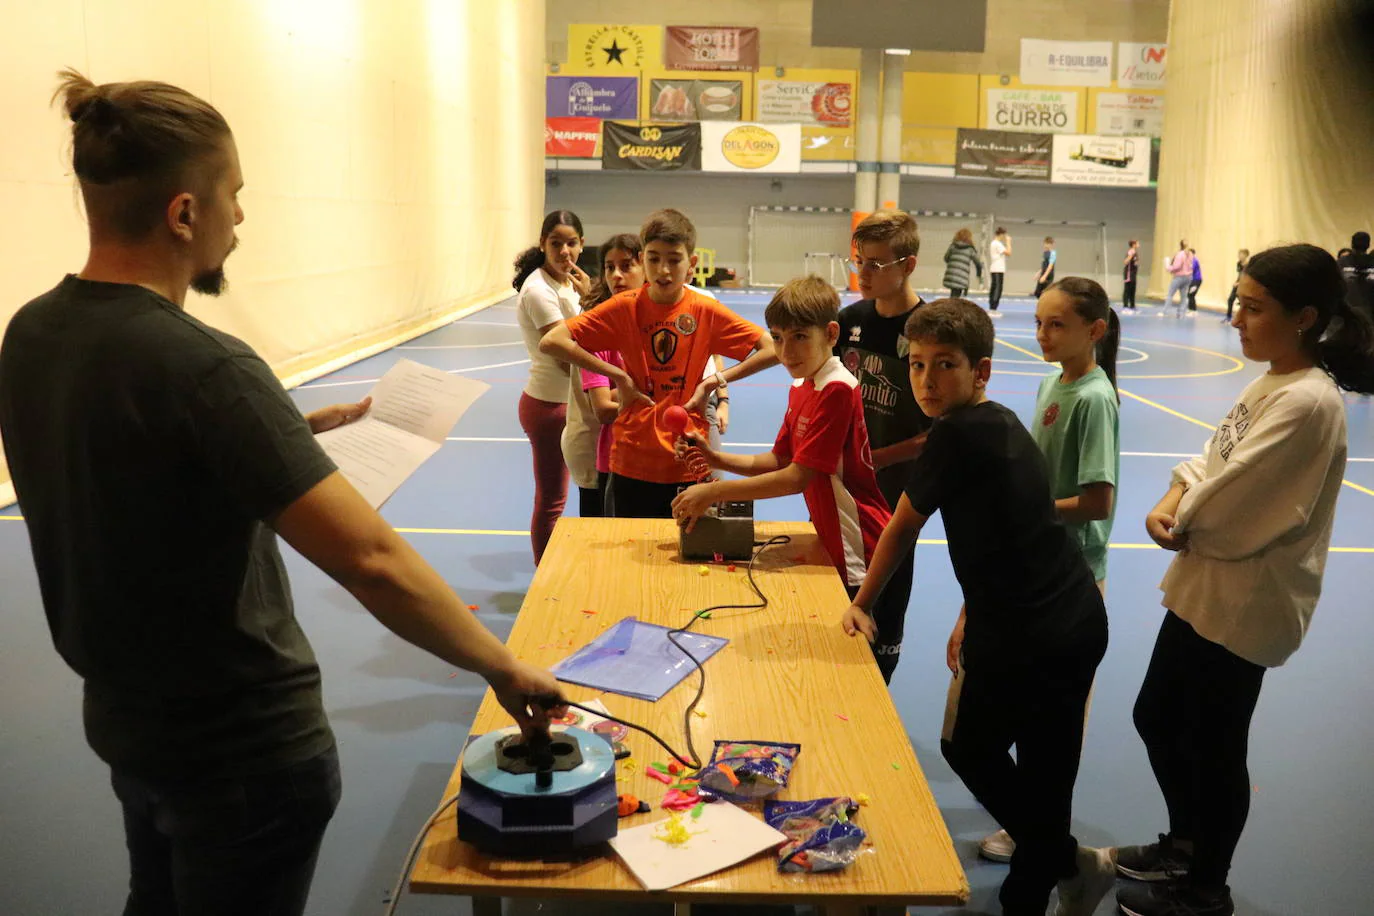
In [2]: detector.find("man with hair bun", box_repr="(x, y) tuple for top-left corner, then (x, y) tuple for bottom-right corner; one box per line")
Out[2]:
(0, 70), (564, 915)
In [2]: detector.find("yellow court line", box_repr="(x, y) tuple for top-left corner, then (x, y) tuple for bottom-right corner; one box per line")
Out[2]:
(996, 337), (1374, 500)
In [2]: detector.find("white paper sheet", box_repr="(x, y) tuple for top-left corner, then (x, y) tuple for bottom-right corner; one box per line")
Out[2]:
(608, 801), (787, 891)
(314, 360), (489, 508)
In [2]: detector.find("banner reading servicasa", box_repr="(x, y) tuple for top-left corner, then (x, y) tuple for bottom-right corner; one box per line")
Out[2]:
(601, 121), (702, 171)
(955, 128), (1053, 182)
(665, 26), (759, 71)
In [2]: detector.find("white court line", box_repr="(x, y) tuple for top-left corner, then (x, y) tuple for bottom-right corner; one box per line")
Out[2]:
(396, 341), (523, 350)
(302, 358), (530, 390)
(437, 439), (1374, 462)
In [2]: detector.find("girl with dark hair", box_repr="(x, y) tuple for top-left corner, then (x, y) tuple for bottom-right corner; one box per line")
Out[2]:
(972, 276), (1122, 871)
(1115, 244), (1374, 916)
(943, 228), (984, 299)
(514, 210), (587, 563)
(562, 234), (642, 518)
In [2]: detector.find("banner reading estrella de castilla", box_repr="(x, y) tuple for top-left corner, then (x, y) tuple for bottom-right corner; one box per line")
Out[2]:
(545, 76), (639, 120)
(664, 26), (759, 71)
(701, 122), (801, 173)
(601, 121), (702, 171)
(568, 24), (664, 72)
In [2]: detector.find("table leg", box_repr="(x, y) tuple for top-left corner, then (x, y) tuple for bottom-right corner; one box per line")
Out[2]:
(472, 896), (501, 916)
(673, 904), (691, 916)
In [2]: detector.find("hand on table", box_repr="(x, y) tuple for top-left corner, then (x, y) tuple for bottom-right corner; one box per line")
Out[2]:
(841, 605), (877, 644)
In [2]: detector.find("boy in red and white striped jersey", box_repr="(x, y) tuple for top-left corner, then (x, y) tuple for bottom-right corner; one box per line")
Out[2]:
(671, 275), (905, 681)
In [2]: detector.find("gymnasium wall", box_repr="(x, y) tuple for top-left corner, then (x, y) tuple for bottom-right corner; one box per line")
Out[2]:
(1150, 0), (1374, 302)
(0, 0), (546, 500)
(547, 172), (1157, 296)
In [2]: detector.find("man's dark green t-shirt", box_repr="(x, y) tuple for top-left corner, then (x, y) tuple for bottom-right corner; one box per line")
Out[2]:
(0, 276), (338, 780)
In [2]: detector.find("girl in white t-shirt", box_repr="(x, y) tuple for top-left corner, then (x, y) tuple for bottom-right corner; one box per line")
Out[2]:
(514, 210), (588, 564)
(1114, 244), (1374, 916)
(989, 227), (1011, 315)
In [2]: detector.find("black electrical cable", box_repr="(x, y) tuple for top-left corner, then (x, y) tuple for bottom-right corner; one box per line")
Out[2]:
(552, 533), (792, 771)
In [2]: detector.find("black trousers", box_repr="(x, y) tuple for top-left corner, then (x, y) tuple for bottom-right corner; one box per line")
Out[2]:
(1123, 279), (1137, 310)
(578, 471), (609, 518)
(941, 614), (1107, 915)
(604, 473), (680, 519)
(989, 273), (1005, 310)
(1226, 284), (1239, 320)
(948, 286), (967, 300)
(1134, 611), (1265, 890)
(1187, 281), (1201, 310)
(1033, 271), (1055, 298)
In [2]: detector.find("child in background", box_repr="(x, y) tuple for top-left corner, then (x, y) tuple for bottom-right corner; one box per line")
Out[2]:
(1224, 249), (1249, 323)
(1123, 240), (1140, 312)
(540, 209), (776, 519)
(988, 227), (1011, 315)
(841, 298), (1113, 916)
(514, 210), (589, 564)
(836, 209), (932, 680)
(1034, 237), (1058, 297)
(943, 227), (984, 299)
(1187, 249), (1203, 315)
(1115, 245), (1374, 916)
(672, 276), (904, 681)
(976, 276), (1121, 865)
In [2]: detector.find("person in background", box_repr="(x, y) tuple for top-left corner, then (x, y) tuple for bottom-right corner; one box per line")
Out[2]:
(1123, 240), (1140, 312)
(1164, 240), (1194, 318)
(0, 70), (564, 916)
(989, 227), (1011, 316)
(1338, 231), (1374, 325)
(1034, 237), (1058, 298)
(1224, 249), (1250, 323)
(943, 228), (984, 300)
(1115, 244), (1374, 916)
(1186, 249), (1203, 316)
(513, 210), (589, 563)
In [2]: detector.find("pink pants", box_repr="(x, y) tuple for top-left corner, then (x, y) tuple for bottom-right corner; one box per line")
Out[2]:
(517, 392), (568, 564)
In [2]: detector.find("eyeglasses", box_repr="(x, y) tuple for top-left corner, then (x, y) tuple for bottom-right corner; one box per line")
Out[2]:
(846, 256), (911, 275)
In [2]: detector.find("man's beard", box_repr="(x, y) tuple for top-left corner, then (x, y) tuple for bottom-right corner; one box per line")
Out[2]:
(190, 267), (227, 296)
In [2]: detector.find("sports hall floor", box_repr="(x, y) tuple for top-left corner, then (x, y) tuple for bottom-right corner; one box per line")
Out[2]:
(2, 291), (1371, 916)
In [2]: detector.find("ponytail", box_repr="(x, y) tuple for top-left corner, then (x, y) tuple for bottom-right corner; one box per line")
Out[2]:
(1246, 244), (1374, 394)
(1049, 277), (1119, 401)
(512, 247), (544, 291)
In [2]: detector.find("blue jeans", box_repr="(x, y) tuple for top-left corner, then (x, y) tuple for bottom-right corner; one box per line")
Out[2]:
(111, 746), (341, 916)
(1167, 275), (1192, 314)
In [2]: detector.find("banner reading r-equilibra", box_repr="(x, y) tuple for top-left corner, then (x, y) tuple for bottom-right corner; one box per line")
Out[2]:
(601, 121), (702, 171)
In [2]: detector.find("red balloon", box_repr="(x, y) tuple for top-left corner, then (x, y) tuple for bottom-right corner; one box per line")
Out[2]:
(663, 405), (689, 434)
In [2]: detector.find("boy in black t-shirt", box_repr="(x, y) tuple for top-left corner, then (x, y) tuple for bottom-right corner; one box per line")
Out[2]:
(835, 209), (932, 680)
(1035, 236), (1058, 297)
(842, 298), (1113, 916)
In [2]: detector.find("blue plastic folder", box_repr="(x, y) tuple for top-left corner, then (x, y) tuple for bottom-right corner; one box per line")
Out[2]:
(550, 617), (728, 702)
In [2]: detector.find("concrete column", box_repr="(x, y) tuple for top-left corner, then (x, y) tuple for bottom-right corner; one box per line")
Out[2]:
(876, 50), (907, 209)
(853, 48), (882, 214)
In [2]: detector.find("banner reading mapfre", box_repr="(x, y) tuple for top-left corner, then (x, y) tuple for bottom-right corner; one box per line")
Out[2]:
(546, 118), (601, 158)
(665, 26), (759, 71)
(601, 121), (702, 171)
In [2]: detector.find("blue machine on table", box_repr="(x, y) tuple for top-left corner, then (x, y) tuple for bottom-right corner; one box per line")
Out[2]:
(457, 725), (618, 856)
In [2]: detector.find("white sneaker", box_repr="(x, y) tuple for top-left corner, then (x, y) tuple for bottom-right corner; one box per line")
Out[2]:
(989, 310), (1004, 319)
(977, 828), (1015, 862)
(1054, 846), (1117, 916)
(1186, 311), (1197, 319)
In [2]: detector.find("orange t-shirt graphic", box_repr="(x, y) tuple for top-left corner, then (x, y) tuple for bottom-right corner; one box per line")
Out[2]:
(563, 287), (761, 483)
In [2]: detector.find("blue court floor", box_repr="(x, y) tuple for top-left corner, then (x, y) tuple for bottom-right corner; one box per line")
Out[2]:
(2, 291), (1371, 916)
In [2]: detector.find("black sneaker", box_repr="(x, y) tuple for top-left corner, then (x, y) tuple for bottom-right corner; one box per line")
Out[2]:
(1117, 881), (1234, 916)
(1113, 834), (1193, 881)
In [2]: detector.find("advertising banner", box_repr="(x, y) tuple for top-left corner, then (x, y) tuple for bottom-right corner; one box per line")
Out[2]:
(986, 88), (1078, 134)
(648, 78), (743, 121)
(545, 76), (638, 119)
(955, 128), (1052, 181)
(1051, 134), (1151, 187)
(665, 26), (759, 71)
(545, 118), (601, 157)
(1117, 43), (1167, 89)
(701, 122), (802, 173)
(758, 79), (853, 127)
(1095, 92), (1165, 137)
(1020, 39), (1113, 87)
(601, 121), (702, 171)
(568, 24), (663, 72)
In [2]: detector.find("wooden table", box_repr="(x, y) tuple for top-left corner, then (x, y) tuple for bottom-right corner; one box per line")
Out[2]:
(411, 518), (967, 913)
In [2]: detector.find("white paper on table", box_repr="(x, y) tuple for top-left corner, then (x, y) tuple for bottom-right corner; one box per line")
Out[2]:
(314, 359), (489, 508)
(608, 801), (787, 891)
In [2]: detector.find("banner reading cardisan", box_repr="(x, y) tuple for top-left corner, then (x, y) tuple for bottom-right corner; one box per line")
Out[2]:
(601, 121), (702, 171)
(568, 25), (664, 72)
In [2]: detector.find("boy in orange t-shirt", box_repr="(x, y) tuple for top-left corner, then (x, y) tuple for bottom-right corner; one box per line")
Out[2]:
(540, 209), (777, 517)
